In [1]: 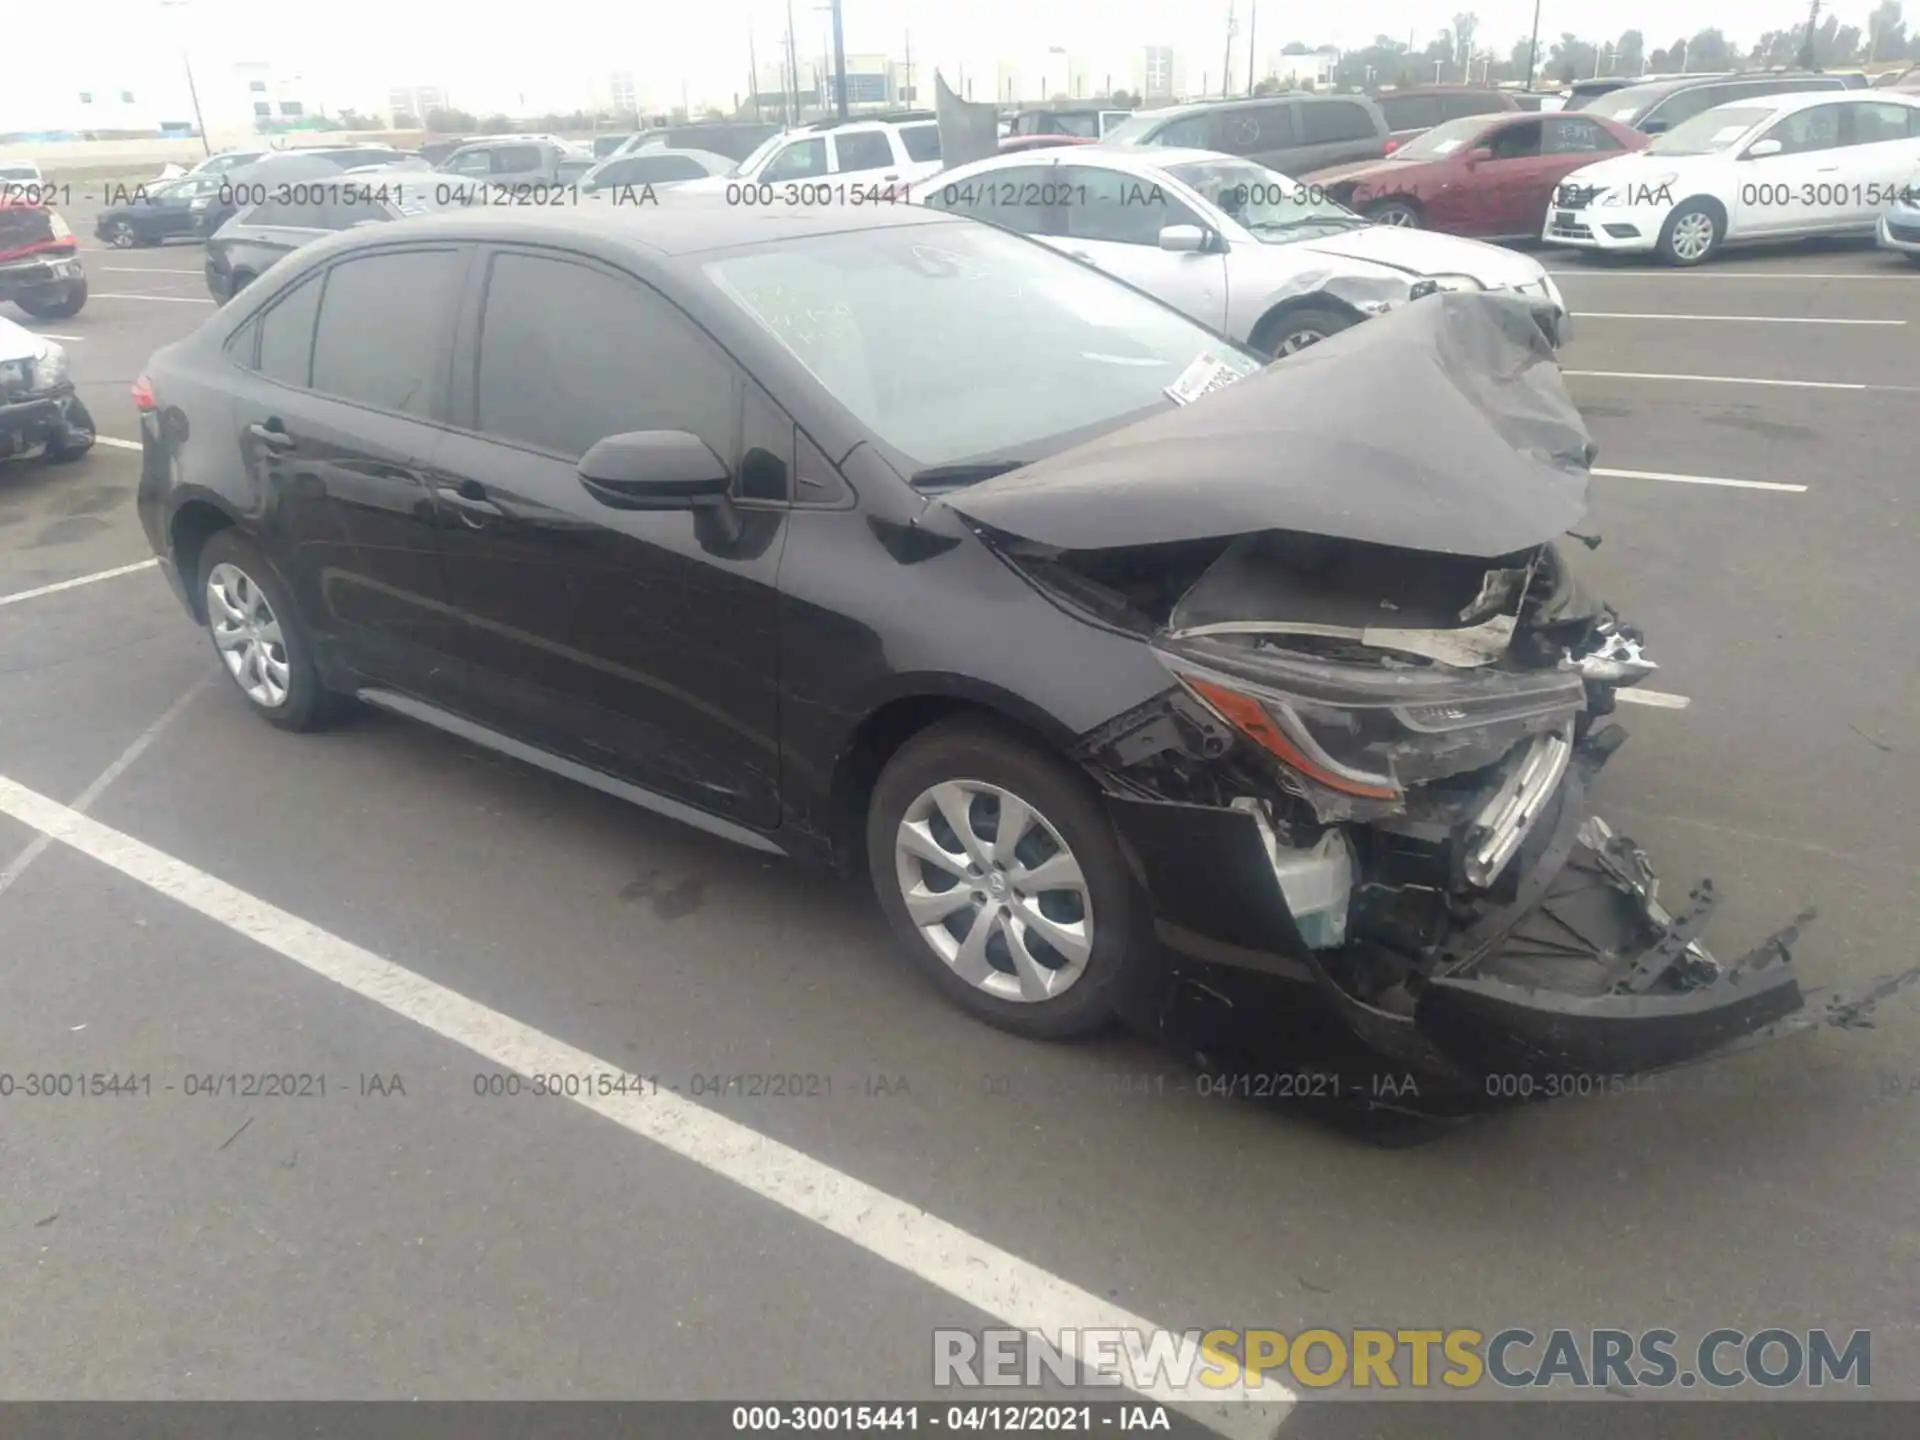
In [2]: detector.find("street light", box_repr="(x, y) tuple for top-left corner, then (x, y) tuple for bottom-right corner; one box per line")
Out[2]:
(157, 0), (212, 156)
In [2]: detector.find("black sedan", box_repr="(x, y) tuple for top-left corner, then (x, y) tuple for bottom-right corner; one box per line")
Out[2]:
(132, 201), (1907, 1113)
(94, 174), (221, 248)
(203, 172), (447, 303)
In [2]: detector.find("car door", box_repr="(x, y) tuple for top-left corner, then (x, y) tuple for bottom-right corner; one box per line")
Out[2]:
(428, 246), (787, 827)
(1835, 100), (1920, 226)
(1734, 102), (1851, 236)
(1050, 162), (1227, 330)
(829, 129), (901, 181)
(1467, 118), (1559, 236)
(224, 245), (473, 700)
(488, 143), (548, 184)
(1291, 99), (1385, 171)
(1210, 103), (1295, 170)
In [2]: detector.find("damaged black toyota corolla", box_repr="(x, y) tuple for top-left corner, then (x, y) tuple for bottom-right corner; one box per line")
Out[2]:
(135, 203), (1908, 1114)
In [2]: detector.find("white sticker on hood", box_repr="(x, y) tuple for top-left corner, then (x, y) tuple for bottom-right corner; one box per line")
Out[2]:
(1165, 353), (1249, 406)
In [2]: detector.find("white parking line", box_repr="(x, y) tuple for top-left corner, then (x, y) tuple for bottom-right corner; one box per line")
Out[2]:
(1592, 467), (1808, 493)
(36, 333), (84, 342)
(1565, 370), (1907, 392)
(97, 266), (205, 275)
(1573, 312), (1904, 325)
(1614, 689), (1692, 710)
(0, 771), (1290, 1435)
(94, 436), (142, 451)
(89, 292), (214, 305)
(0, 682), (206, 899)
(0, 559), (159, 608)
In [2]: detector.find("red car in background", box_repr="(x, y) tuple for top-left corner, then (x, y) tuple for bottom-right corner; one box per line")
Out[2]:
(1302, 110), (1648, 241)
(0, 185), (87, 320)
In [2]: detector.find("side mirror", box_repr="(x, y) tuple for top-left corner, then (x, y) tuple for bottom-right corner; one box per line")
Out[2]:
(1464, 146), (1494, 166)
(1745, 138), (1783, 159)
(578, 430), (732, 510)
(1158, 223), (1207, 252)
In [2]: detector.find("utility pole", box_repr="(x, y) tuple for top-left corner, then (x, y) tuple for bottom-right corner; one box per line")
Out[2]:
(1797, 0), (1822, 70)
(749, 33), (763, 120)
(903, 29), (912, 105)
(1524, 0), (1542, 89)
(830, 0), (848, 118)
(1223, 2), (1237, 100)
(785, 0), (800, 122)
(1247, 0), (1257, 95)
(158, 0), (212, 156)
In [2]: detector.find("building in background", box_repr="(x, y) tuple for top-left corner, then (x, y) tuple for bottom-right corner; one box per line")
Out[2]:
(222, 60), (328, 132)
(1133, 45), (1186, 102)
(1263, 49), (1337, 88)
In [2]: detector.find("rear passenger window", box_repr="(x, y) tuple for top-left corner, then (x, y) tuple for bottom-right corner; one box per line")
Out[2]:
(1299, 100), (1377, 144)
(1545, 116), (1622, 153)
(491, 145), (542, 173)
(1845, 102), (1915, 144)
(472, 251), (736, 462)
(833, 131), (894, 172)
(255, 274), (323, 387)
(1379, 96), (1442, 131)
(1488, 119), (1544, 159)
(309, 248), (464, 418)
(899, 124), (941, 162)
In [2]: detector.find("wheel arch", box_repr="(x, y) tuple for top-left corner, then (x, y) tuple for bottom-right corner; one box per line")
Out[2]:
(1247, 289), (1371, 353)
(168, 497), (242, 623)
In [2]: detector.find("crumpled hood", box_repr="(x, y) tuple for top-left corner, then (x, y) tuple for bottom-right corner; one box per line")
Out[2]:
(0, 313), (43, 365)
(1292, 223), (1546, 289)
(938, 290), (1596, 557)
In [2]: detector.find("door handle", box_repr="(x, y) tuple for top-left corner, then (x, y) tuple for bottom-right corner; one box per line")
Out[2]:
(247, 421), (294, 452)
(435, 483), (504, 516)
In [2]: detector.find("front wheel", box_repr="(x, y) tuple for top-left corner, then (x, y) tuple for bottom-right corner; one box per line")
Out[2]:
(15, 279), (87, 319)
(198, 529), (344, 732)
(1656, 200), (1723, 266)
(1254, 303), (1358, 357)
(107, 221), (137, 248)
(867, 719), (1147, 1040)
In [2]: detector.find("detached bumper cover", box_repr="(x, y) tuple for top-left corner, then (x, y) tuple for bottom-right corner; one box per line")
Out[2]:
(0, 384), (86, 455)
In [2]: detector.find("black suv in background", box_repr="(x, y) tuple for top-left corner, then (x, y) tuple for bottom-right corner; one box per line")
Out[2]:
(1101, 94), (1390, 173)
(1585, 71), (1851, 132)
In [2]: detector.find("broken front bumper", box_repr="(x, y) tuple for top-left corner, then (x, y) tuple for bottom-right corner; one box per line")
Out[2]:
(1105, 724), (1914, 1104)
(0, 384), (84, 458)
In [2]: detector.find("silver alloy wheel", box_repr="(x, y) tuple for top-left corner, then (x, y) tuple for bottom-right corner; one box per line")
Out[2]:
(110, 223), (136, 248)
(206, 561), (291, 708)
(1274, 327), (1329, 355)
(893, 779), (1094, 1003)
(1373, 204), (1418, 227)
(1670, 210), (1716, 262)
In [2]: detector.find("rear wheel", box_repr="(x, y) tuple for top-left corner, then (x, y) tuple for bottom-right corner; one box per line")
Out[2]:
(15, 279), (87, 319)
(107, 221), (137, 248)
(1254, 303), (1358, 357)
(867, 719), (1146, 1040)
(198, 529), (344, 732)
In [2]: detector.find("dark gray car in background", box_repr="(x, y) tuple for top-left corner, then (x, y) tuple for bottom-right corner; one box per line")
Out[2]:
(1102, 95), (1391, 175)
(204, 171), (447, 303)
(435, 137), (596, 191)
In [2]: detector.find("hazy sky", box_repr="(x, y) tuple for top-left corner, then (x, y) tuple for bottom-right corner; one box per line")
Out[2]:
(7, 0), (1883, 125)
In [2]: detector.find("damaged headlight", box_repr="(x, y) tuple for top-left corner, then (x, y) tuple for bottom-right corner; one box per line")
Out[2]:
(34, 341), (68, 389)
(1157, 636), (1587, 803)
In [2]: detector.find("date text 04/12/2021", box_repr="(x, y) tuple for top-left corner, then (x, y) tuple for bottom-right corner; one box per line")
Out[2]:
(729, 1405), (1178, 1432)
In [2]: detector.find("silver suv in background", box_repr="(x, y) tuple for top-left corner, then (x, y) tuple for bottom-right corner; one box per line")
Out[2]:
(1102, 94), (1391, 174)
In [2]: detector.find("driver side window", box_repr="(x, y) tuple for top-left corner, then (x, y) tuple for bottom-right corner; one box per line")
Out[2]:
(1757, 104), (1845, 156)
(761, 138), (828, 182)
(1487, 119), (1544, 160)
(1056, 165), (1203, 246)
(446, 149), (491, 176)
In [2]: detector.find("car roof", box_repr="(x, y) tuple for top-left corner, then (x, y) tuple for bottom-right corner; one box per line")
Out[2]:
(333, 191), (964, 259)
(593, 147), (732, 168)
(970, 143), (1220, 170)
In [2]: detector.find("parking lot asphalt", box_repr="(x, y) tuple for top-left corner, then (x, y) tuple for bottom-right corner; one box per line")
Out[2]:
(3, 204), (1917, 1426)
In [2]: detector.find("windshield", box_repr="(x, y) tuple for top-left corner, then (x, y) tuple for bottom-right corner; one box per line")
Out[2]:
(700, 223), (1263, 470)
(728, 132), (791, 178)
(1165, 157), (1363, 238)
(1099, 110), (1174, 145)
(1387, 115), (1498, 159)
(1648, 106), (1772, 155)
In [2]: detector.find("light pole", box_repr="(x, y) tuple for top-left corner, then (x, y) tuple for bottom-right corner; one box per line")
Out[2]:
(1524, 0), (1542, 89)
(828, 0), (848, 118)
(158, 0), (212, 155)
(1246, 0), (1257, 95)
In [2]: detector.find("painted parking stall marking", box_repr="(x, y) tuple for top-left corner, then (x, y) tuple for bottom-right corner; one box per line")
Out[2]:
(1591, 468), (1809, 494)
(1573, 312), (1904, 326)
(0, 558), (159, 608)
(0, 772), (1295, 1438)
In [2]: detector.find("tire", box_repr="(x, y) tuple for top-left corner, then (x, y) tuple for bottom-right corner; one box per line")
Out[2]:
(1254, 302), (1358, 357)
(867, 718), (1147, 1040)
(1366, 198), (1421, 228)
(1655, 199), (1724, 266)
(43, 396), (95, 463)
(197, 529), (344, 732)
(15, 279), (87, 319)
(108, 221), (137, 248)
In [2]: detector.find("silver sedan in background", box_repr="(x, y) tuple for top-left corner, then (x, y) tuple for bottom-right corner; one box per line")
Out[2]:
(919, 145), (1567, 354)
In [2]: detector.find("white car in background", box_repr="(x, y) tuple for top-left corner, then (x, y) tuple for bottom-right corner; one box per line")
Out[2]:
(674, 117), (945, 194)
(1544, 90), (1920, 265)
(918, 145), (1568, 355)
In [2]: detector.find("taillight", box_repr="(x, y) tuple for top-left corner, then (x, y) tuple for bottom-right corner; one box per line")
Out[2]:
(132, 375), (157, 412)
(1383, 138), (1401, 154)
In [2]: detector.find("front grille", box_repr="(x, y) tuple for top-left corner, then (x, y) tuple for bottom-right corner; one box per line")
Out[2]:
(1549, 213), (1593, 239)
(1553, 183), (1600, 210)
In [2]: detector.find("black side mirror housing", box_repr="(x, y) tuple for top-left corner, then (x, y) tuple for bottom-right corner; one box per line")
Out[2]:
(578, 430), (732, 510)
